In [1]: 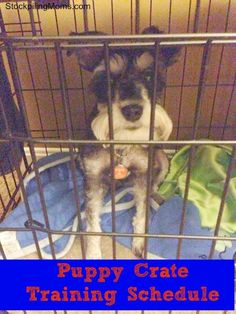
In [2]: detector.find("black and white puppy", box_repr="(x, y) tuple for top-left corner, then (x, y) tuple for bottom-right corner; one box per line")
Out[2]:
(67, 26), (180, 259)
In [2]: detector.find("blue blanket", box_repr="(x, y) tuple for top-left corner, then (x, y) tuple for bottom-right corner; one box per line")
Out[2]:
(0, 153), (235, 259)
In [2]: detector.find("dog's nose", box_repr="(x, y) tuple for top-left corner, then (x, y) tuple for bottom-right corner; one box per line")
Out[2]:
(121, 104), (143, 121)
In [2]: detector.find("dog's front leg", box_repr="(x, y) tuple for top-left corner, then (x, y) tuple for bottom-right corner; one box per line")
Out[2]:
(132, 174), (147, 258)
(85, 177), (108, 259)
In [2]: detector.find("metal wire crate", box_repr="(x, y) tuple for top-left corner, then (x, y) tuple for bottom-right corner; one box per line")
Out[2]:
(0, 0), (236, 313)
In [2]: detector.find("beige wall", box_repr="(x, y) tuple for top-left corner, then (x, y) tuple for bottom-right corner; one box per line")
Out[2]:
(0, 0), (235, 141)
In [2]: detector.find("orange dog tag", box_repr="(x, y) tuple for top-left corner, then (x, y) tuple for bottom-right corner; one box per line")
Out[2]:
(114, 164), (129, 180)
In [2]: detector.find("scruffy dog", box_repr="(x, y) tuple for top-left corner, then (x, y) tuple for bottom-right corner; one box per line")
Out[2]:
(67, 26), (180, 259)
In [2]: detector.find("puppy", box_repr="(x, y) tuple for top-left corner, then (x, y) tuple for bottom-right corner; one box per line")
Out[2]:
(67, 26), (180, 259)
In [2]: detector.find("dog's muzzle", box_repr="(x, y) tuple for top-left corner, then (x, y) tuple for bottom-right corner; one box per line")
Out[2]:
(121, 104), (143, 122)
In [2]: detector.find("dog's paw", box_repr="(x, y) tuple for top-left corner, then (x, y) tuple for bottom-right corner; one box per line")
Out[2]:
(132, 237), (145, 258)
(86, 247), (102, 259)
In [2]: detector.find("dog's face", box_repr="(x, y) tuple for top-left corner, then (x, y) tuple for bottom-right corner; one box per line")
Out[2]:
(67, 26), (180, 140)
(90, 51), (164, 123)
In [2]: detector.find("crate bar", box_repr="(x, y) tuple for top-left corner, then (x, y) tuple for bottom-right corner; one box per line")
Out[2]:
(54, 41), (75, 139)
(20, 12), (50, 151)
(176, 146), (195, 259)
(209, 145), (236, 258)
(104, 42), (116, 259)
(55, 42), (86, 259)
(72, 0), (89, 137)
(207, 0), (232, 138)
(0, 194), (5, 212)
(36, 11), (63, 151)
(176, 0), (193, 140)
(3, 39), (235, 53)
(163, 0), (172, 112)
(2, 136), (236, 146)
(162, 0), (173, 109)
(193, 40), (212, 138)
(13, 86), (82, 91)
(176, 40), (212, 258)
(1, 33), (236, 42)
(2, 41), (236, 52)
(16, 6), (49, 155)
(92, 0), (97, 31)
(135, 0), (140, 34)
(149, 0), (152, 26)
(82, 0), (89, 31)
(36, 0), (42, 24)
(13, 125), (236, 136)
(193, 0), (201, 32)
(130, 0), (133, 34)
(222, 74), (236, 139)
(6, 41), (56, 258)
(0, 30), (38, 34)
(111, 0), (115, 34)
(168, 0), (172, 33)
(72, 0), (78, 32)
(72, 1), (90, 132)
(5, 82), (235, 90)
(28, 0), (37, 36)
(0, 9), (6, 33)
(143, 41), (160, 259)
(53, 8), (60, 35)
(0, 82), (234, 91)
(35, 1), (40, 36)
(1, 41), (236, 51)
(205, 0), (212, 33)
(1, 22), (40, 26)
(1, 225), (236, 242)
(0, 95), (43, 259)
(0, 242), (6, 259)
(79, 67), (89, 132)
(28, 127), (86, 133)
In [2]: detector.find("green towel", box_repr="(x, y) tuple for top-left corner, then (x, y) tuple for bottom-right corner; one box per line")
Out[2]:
(159, 145), (236, 234)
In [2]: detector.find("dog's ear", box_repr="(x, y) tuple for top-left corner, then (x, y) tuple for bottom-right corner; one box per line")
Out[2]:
(142, 25), (181, 67)
(67, 31), (106, 72)
(142, 25), (163, 35)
